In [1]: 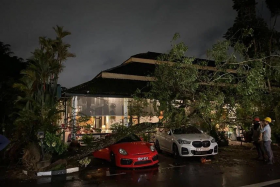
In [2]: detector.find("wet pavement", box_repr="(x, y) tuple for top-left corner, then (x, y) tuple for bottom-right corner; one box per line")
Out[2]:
(1, 151), (280, 187)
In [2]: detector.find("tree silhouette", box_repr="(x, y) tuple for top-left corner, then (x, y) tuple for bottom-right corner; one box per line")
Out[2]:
(0, 42), (26, 137)
(224, 0), (280, 58)
(13, 26), (75, 144)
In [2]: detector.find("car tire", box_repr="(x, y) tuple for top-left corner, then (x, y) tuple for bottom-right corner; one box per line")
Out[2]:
(110, 152), (116, 167)
(155, 140), (162, 153)
(173, 144), (180, 158)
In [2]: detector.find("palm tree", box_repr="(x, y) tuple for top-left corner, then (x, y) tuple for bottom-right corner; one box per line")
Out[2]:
(14, 26), (75, 141)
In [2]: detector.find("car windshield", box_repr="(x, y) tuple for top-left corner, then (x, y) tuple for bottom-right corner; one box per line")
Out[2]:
(173, 126), (202, 134)
(115, 134), (141, 144)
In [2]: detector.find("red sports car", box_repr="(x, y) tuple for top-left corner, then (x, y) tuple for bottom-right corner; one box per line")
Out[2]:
(93, 134), (159, 168)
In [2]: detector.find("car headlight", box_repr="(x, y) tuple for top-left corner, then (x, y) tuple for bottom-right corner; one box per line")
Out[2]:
(211, 138), (216, 143)
(177, 139), (191, 144)
(150, 145), (155, 152)
(119, 148), (127, 155)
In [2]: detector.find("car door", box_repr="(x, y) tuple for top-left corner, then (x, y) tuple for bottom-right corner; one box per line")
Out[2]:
(159, 129), (172, 152)
(156, 128), (167, 150)
(166, 129), (174, 153)
(164, 129), (174, 153)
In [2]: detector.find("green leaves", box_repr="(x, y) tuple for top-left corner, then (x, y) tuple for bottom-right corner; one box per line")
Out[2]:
(82, 135), (95, 146)
(79, 157), (91, 167)
(150, 34), (201, 127)
(13, 26), (75, 145)
(207, 40), (230, 63)
(149, 28), (280, 131)
(42, 132), (68, 155)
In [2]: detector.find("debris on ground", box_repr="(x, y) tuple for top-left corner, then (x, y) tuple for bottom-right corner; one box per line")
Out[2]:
(212, 141), (280, 167)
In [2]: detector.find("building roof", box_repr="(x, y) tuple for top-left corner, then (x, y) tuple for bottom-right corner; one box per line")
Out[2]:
(65, 77), (150, 97)
(65, 51), (229, 97)
(66, 52), (159, 97)
(131, 51), (162, 60)
(104, 62), (155, 77)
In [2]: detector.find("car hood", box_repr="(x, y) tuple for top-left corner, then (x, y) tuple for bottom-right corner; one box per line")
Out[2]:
(113, 141), (153, 155)
(173, 133), (212, 141)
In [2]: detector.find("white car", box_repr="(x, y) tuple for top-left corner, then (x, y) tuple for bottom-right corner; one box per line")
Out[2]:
(155, 125), (218, 157)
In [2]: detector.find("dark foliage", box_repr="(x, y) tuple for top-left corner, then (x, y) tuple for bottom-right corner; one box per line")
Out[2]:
(225, 0), (280, 57)
(210, 128), (229, 146)
(0, 42), (26, 138)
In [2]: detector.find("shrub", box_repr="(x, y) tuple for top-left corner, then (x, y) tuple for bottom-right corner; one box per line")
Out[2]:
(82, 134), (95, 146)
(110, 123), (128, 133)
(40, 132), (68, 155)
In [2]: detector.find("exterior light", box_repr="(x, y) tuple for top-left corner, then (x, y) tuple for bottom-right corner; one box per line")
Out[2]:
(159, 111), (164, 120)
(37, 131), (45, 161)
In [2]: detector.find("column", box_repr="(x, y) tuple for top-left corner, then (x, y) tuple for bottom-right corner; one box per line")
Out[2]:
(123, 98), (128, 126)
(71, 96), (77, 140)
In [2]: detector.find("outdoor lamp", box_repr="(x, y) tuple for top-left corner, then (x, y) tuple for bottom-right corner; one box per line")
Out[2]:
(37, 131), (45, 161)
(37, 131), (45, 139)
(159, 111), (163, 120)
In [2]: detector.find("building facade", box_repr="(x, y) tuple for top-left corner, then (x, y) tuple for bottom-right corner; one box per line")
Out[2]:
(60, 51), (223, 140)
(61, 52), (164, 140)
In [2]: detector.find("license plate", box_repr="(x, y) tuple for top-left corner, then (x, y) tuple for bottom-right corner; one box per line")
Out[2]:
(138, 157), (149, 161)
(196, 148), (209, 151)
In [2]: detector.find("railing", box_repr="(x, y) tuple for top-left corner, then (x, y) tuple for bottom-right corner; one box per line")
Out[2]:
(76, 133), (111, 146)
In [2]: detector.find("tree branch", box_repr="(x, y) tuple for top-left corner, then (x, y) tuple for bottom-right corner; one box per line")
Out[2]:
(228, 55), (280, 65)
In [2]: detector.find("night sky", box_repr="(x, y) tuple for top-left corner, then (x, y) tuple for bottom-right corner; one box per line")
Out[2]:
(0, 0), (277, 88)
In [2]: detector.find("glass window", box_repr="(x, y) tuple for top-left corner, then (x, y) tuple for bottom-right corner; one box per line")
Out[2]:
(115, 134), (141, 144)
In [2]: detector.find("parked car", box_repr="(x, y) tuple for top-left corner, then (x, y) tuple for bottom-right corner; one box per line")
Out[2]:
(155, 125), (218, 157)
(93, 134), (159, 168)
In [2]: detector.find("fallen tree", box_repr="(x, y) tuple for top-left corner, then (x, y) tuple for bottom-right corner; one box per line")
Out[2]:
(66, 122), (159, 162)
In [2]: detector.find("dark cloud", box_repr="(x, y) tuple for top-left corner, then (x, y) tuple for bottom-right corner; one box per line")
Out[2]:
(0, 0), (274, 88)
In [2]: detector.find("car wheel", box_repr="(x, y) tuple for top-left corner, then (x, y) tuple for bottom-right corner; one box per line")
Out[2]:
(155, 140), (162, 153)
(110, 152), (116, 167)
(173, 144), (180, 158)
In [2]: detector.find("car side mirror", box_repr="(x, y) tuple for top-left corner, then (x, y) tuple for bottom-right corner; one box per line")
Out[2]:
(167, 131), (171, 135)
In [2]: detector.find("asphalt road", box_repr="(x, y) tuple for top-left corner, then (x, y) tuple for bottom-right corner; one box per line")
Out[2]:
(1, 152), (280, 187)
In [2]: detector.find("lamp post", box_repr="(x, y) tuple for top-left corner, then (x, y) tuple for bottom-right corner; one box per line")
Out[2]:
(37, 131), (45, 161)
